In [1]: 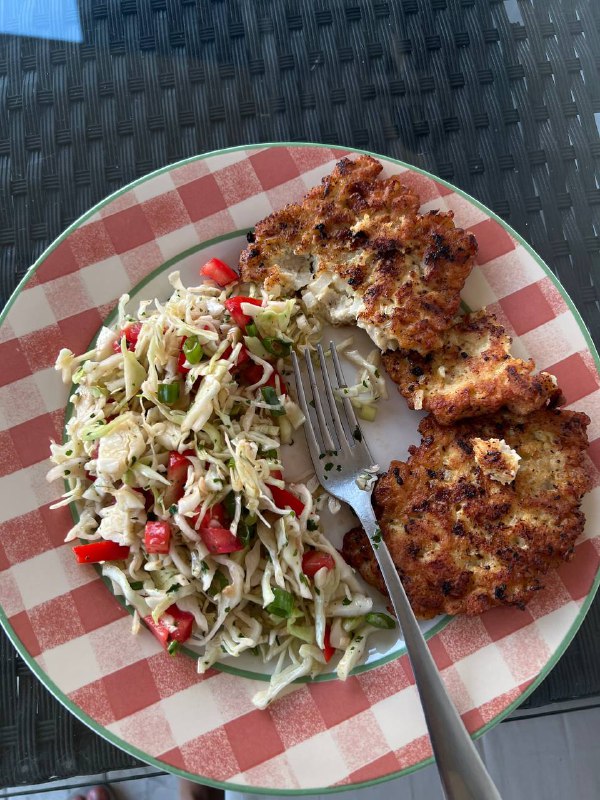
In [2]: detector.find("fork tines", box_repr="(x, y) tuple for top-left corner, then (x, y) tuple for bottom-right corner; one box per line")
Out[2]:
(291, 342), (363, 458)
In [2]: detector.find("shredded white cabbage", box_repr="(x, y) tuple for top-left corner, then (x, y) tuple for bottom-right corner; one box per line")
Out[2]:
(48, 269), (393, 708)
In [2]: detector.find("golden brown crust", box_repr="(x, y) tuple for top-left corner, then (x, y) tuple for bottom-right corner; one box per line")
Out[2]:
(382, 309), (562, 425)
(342, 408), (591, 618)
(240, 155), (477, 355)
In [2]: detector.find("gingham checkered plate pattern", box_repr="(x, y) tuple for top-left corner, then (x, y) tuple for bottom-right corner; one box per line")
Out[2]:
(1, 144), (599, 793)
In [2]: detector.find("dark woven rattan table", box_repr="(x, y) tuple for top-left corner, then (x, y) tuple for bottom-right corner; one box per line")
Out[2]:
(1, 0), (600, 790)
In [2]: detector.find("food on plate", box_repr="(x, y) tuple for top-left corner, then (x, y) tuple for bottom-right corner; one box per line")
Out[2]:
(342, 408), (591, 618)
(382, 309), (561, 424)
(239, 155), (478, 354)
(47, 263), (395, 709)
(471, 437), (521, 485)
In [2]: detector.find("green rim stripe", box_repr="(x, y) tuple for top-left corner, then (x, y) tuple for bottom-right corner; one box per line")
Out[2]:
(1, 141), (599, 796)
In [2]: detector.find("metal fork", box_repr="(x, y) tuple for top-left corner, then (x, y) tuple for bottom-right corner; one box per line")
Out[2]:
(291, 342), (502, 800)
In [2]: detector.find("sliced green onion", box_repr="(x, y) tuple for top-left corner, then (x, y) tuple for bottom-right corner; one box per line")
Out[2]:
(263, 448), (278, 459)
(183, 335), (203, 364)
(266, 587), (295, 618)
(167, 640), (180, 655)
(246, 322), (259, 338)
(262, 337), (292, 357)
(158, 382), (180, 404)
(261, 386), (286, 416)
(365, 612), (396, 630)
(227, 457), (236, 469)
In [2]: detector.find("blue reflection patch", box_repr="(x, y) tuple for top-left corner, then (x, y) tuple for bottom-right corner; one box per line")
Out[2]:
(0, 0), (82, 43)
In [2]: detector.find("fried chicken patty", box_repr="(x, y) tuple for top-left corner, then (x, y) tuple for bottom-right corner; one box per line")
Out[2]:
(342, 409), (591, 617)
(382, 310), (561, 425)
(240, 155), (477, 355)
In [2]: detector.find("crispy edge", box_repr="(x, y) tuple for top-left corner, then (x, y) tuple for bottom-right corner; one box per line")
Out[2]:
(382, 310), (562, 424)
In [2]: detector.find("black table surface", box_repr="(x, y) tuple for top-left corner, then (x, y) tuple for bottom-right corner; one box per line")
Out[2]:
(1, 0), (600, 790)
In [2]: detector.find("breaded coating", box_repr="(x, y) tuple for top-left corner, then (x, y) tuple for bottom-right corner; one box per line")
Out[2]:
(382, 310), (561, 424)
(240, 155), (477, 355)
(342, 409), (591, 618)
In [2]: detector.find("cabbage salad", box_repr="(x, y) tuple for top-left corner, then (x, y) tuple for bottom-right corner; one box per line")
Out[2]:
(47, 260), (394, 708)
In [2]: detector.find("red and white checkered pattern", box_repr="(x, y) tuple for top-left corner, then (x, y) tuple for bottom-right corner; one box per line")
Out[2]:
(1, 145), (599, 792)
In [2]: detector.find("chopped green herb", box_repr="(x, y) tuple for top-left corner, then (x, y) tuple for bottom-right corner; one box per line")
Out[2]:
(324, 462), (333, 471)
(168, 504), (177, 515)
(130, 581), (144, 590)
(65, 449), (73, 456)
(224, 491), (236, 519)
(353, 426), (363, 441)
(309, 399), (316, 408)
(261, 385), (286, 416)
(306, 519), (318, 531)
(336, 465), (342, 471)
(246, 322), (259, 337)
(167, 640), (180, 656)
(227, 457), (236, 468)
(263, 337), (292, 357)
(342, 597), (352, 606)
(267, 587), (295, 618)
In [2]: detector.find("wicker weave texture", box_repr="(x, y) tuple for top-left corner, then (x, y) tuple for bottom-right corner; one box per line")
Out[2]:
(1, 0), (600, 788)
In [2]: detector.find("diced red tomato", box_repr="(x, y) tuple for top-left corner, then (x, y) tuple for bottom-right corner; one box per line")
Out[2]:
(269, 485), (305, 517)
(199, 526), (244, 554)
(144, 520), (172, 554)
(143, 615), (169, 647)
(224, 296), (263, 329)
(167, 605), (195, 643)
(112, 322), (142, 353)
(240, 363), (263, 385)
(240, 365), (287, 394)
(73, 541), (130, 564)
(301, 550), (335, 578)
(270, 470), (283, 481)
(322, 625), (335, 663)
(200, 258), (238, 286)
(143, 604), (194, 649)
(163, 450), (195, 508)
(222, 344), (250, 368)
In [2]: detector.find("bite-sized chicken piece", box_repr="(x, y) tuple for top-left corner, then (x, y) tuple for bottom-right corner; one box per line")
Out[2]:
(240, 155), (477, 355)
(382, 309), (561, 424)
(342, 408), (591, 618)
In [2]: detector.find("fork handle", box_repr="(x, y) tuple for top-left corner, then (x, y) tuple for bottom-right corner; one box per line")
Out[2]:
(354, 499), (502, 800)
